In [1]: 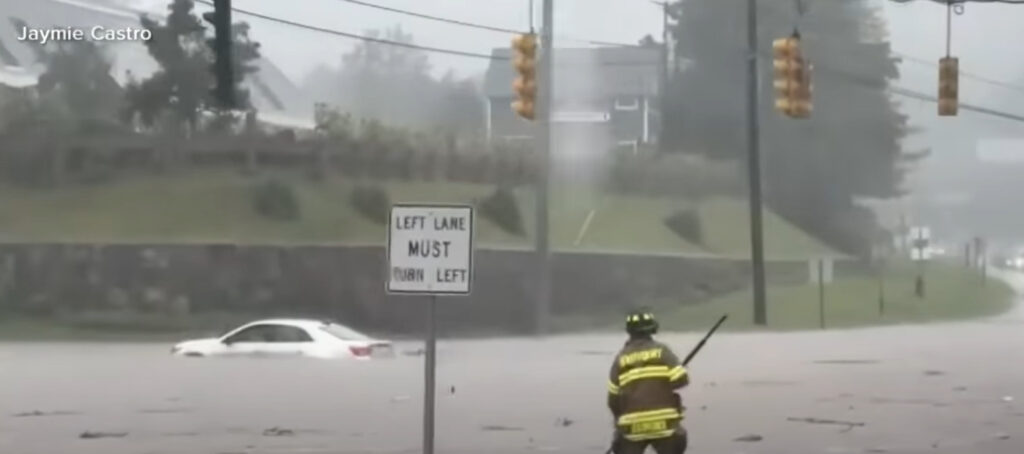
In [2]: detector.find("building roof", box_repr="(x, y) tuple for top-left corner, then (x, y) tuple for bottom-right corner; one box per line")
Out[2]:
(483, 46), (661, 99)
(0, 0), (313, 129)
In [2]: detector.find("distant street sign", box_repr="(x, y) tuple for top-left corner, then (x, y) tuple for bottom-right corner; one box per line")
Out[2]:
(551, 111), (611, 123)
(911, 248), (932, 262)
(387, 204), (474, 295)
(910, 226), (931, 241)
(809, 258), (834, 284)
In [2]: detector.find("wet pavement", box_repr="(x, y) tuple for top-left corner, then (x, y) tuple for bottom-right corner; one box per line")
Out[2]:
(2, 274), (1023, 454)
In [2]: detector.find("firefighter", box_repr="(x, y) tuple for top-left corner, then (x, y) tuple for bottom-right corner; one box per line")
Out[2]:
(607, 311), (689, 454)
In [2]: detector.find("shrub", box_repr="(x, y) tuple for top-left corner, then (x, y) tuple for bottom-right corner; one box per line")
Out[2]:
(351, 185), (390, 225)
(251, 179), (301, 221)
(479, 187), (525, 236)
(664, 209), (703, 245)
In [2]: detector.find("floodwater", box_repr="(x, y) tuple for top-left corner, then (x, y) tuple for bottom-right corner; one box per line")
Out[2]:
(2, 276), (1023, 454)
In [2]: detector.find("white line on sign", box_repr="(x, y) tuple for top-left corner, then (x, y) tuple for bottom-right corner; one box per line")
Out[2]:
(387, 204), (474, 295)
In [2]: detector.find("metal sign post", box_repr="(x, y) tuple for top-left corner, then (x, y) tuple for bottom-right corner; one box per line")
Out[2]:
(910, 227), (930, 299)
(423, 294), (437, 454)
(387, 204), (475, 454)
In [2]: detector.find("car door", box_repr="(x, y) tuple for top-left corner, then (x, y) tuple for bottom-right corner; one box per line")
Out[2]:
(269, 325), (316, 357)
(219, 324), (279, 357)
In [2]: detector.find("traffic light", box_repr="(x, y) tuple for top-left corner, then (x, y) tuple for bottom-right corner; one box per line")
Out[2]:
(938, 56), (958, 116)
(772, 35), (812, 119)
(510, 33), (538, 121)
(203, 0), (235, 109)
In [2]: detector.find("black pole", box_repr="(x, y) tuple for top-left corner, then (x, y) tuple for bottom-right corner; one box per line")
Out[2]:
(818, 259), (825, 329)
(423, 295), (437, 454)
(878, 258), (886, 316)
(746, 0), (768, 325)
(681, 314), (729, 366)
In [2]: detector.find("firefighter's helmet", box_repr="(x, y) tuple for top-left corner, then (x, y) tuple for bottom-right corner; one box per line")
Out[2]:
(625, 311), (659, 336)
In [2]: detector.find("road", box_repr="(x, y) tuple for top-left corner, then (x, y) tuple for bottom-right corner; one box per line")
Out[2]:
(2, 275), (1023, 454)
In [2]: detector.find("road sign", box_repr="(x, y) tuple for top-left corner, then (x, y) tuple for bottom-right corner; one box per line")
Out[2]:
(909, 226), (931, 261)
(387, 204), (474, 295)
(809, 258), (834, 284)
(387, 204), (474, 454)
(551, 111), (611, 123)
(911, 248), (932, 261)
(910, 226), (930, 240)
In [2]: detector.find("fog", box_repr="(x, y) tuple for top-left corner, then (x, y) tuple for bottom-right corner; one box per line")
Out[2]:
(121, 0), (1024, 241)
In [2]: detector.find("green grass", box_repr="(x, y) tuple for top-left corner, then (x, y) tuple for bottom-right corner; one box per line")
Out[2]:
(647, 261), (1015, 332)
(0, 170), (835, 257)
(0, 263), (1013, 340)
(697, 197), (836, 259)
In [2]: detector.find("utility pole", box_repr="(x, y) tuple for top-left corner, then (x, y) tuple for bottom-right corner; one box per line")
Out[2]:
(534, 0), (554, 334)
(659, 1), (669, 149)
(746, 0), (768, 325)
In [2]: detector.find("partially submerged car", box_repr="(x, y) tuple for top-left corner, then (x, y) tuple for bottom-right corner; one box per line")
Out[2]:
(171, 318), (394, 359)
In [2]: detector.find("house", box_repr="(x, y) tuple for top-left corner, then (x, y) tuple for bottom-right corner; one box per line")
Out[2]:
(0, 0), (314, 130)
(483, 46), (661, 150)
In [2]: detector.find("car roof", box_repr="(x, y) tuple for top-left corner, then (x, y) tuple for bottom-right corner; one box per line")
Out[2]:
(245, 318), (332, 329)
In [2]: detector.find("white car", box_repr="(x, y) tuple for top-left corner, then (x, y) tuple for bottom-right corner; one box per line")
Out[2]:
(171, 318), (394, 359)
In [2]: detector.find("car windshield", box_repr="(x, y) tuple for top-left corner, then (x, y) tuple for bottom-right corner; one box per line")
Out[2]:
(319, 323), (371, 341)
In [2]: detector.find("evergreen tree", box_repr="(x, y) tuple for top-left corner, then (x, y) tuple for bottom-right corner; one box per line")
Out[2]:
(122, 0), (260, 134)
(663, 0), (922, 253)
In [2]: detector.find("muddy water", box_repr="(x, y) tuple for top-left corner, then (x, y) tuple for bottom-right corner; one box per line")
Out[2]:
(2, 276), (1023, 454)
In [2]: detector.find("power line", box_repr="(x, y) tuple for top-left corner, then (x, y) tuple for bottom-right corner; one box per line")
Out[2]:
(889, 0), (1024, 4)
(754, 0), (1024, 93)
(891, 87), (1024, 122)
(787, 54), (1024, 123)
(893, 53), (1024, 94)
(195, 0), (658, 65)
(335, 0), (522, 34)
(332, 0), (640, 48)
(196, 0), (1024, 122)
(195, 0), (502, 60)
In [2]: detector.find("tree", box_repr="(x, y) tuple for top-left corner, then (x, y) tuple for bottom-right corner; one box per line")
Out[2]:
(662, 0), (919, 253)
(0, 40), (123, 137)
(122, 0), (260, 134)
(302, 26), (483, 138)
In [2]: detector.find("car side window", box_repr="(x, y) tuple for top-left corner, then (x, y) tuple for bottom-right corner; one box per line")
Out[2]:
(224, 325), (275, 343)
(274, 325), (314, 343)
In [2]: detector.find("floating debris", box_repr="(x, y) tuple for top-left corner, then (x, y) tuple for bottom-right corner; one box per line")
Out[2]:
(923, 370), (945, 376)
(787, 417), (865, 432)
(813, 359), (881, 365)
(262, 427), (295, 437)
(80, 431), (128, 439)
(14, 410), (80, 417)
(555, 417), (574, 427)
(481, 425), (524, 432)
(734, 434), (763, 442)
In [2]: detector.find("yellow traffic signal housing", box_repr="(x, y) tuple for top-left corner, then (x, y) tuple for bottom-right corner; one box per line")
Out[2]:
(510, 33), (538, 121)
(938, 56), (958, 116)
(772, 36), (812, 118)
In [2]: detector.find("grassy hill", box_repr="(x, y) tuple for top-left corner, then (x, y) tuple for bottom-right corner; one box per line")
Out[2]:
(0, 170), (837, 258)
